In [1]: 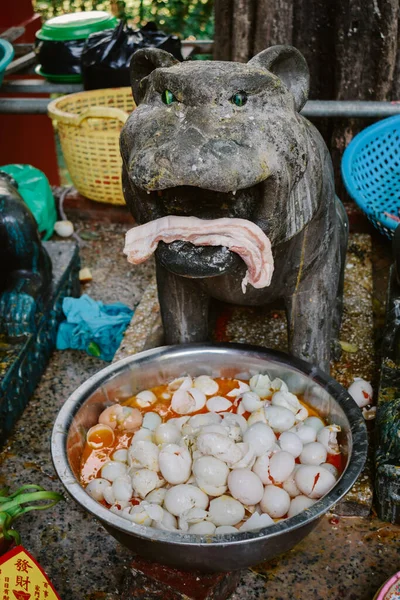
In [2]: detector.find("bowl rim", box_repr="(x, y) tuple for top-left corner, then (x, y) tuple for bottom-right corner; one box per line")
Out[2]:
(51, 343), (368, 547)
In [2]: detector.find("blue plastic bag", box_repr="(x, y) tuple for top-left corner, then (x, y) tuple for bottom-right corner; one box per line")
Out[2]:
(56, 294), (134, 361)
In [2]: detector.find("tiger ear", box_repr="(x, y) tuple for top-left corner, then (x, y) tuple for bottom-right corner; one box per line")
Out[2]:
(248, 45), (310, 112)
(130, 48), (179, 104)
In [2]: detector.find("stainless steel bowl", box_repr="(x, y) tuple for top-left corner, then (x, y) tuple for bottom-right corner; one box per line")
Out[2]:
(51, 343), (367, 572)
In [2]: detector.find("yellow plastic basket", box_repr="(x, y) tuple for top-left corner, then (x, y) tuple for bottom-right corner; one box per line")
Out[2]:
(48, 87), (135, 205)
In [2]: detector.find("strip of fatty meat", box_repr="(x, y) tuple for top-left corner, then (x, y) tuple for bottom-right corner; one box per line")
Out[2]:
(124, 216), (274, 292)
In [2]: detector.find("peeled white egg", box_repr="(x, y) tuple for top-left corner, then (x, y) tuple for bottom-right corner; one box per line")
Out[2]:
(214, 525), (238, 534)
(196, 432), (242, 465)
(279, 431), (303, 458)
(252, 453), (273, 485)
(120, 505), (150, 525)
(304, 417), (325, 433)
(179, 507), (209, 531)
(246, 407), (268, 426)
(206, 396), (232, 412)
(228, 468), (264, 505)
(317, 425), (341, 455)
(288, 495), (316, 518)
(289, 423), (317, 444)
(187, 413), (221, 433)
(220, 413), (247, 442)
(269, 451), (295, 483)
(130, 468), (163, 499)
(164, 484), (209, 517)
(237, 401), (246, 416)
(321, 463), (339, 478)
(103, 485), (116, 505)
(221, 412), (248, 434)
(243, 422), (276, 456)
(282, 470), (301, 498)
(142, 412), (162, 431)
(231, 442), (256, 470)
(348, 377), (373, 408)
(194, 375), (219, 396)
(299, 442), (327, 466)
(189, 521), (216, 534)
(193, 455), (229, 496)
(152, 507), (178, 531)
(122, 503), (163, 525)
(260, 485), (290, 518)
(265, 405), (295, 432)
(239, 511), (274, 532)
(159, 443), (192, 484)
(141, 501), (165, 521)
(241, 391), (263, 413)
(136, 389), (157, 408)
(208, 495), (245, 526)
(200, 424), (229, 437)
(171, 388), (206, 414)
(295, 465), (336, 499)
(128, 440), (159, 471)
(144, 487), (167, 505)
(111, 449), (128, 464)
(154, 422), (181, 445)
(112, 475), (133, 502)
(168, 416), (191, 431)
(131, 427), (154, 443)
(249, 373), (272, 398)
(101, 460), (128, 482)
(227, 380), (250, 397)
(271, 390), (302, 415)
(86, 478), (111, 501)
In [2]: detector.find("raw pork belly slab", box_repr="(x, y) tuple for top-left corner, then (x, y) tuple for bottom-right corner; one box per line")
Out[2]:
(124, 216), (274, 291)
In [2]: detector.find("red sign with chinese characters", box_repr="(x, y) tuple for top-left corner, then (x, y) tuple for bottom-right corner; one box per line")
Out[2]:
(0, 546), (61, 600)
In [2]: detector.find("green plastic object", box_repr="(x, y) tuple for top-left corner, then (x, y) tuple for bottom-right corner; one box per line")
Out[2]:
(0, 39), (14, 87)
(35, 64), (83, 83)
(0, 165), (57, 240)
(36, 11), (118, 42)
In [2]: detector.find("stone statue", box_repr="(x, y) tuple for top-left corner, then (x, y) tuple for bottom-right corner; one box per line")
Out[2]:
(120, 45), (348, 372)
(0, 172), (52, 338)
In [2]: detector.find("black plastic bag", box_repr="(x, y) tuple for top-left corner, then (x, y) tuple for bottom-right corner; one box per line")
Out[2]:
(81, 21), (183, 90)
(36, 38), (86, 76)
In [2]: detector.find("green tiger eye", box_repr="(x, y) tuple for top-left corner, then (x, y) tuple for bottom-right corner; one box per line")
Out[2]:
(162, 90), (177, 105)
(231, 91), (248, 107)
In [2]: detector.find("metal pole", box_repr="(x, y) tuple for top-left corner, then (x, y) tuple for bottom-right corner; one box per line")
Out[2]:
(1, 98), (400, 117)
(302, 100), (400, 118)
(0, 98), (50, 114)
(1, 79), (83, 95)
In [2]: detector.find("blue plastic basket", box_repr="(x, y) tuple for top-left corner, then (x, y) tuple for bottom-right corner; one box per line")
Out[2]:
(342, 115), (400, 238)
(0, 39), (14, 87)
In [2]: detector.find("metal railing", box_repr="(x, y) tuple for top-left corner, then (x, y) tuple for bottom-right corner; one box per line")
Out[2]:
(1, 92), (400, 118)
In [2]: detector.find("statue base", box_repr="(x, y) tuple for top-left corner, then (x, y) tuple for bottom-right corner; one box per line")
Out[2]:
(0, 241), (80, 443)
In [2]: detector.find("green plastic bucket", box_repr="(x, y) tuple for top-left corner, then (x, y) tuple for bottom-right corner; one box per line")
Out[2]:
(35, 11), (118, 83)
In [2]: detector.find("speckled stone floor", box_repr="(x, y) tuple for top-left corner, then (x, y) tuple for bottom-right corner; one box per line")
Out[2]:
(1, 221), (399, 600)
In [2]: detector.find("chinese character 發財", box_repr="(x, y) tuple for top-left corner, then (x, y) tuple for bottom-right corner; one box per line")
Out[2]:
(15, 560), (32, 574)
